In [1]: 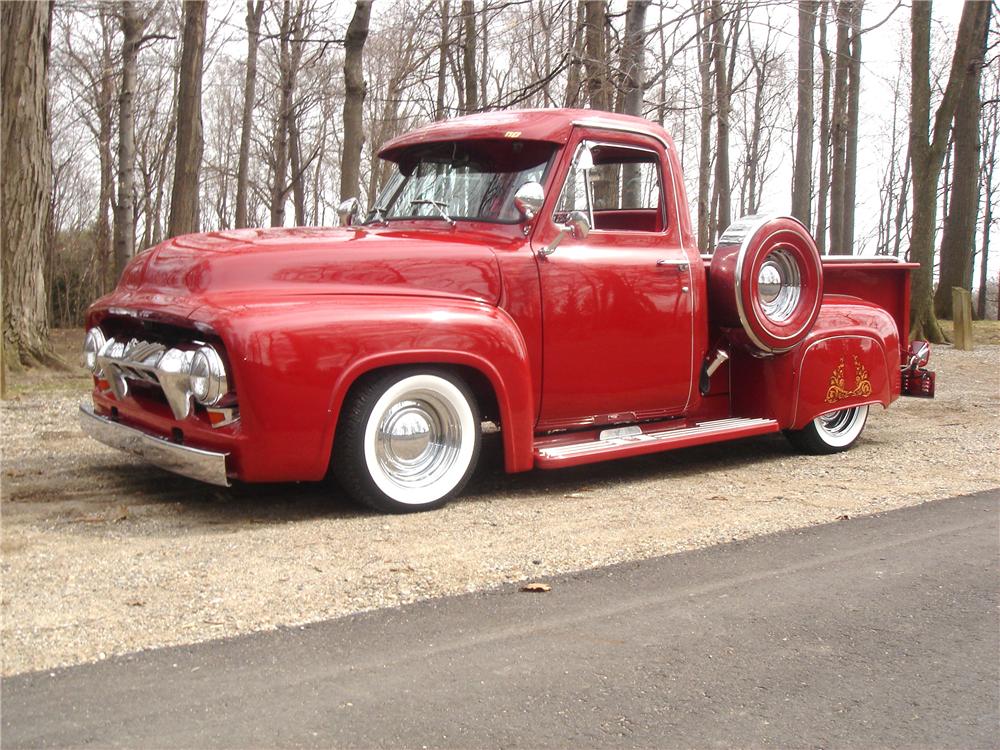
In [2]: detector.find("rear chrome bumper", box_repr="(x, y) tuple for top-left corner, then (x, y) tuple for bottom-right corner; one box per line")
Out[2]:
(79, 404), (231, 487)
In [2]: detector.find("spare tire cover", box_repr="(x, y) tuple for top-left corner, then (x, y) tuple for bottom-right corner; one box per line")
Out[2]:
(709, 214), (823, 354)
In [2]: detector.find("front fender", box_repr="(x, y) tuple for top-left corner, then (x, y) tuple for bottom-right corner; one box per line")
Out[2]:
(214, 294), (533, 482)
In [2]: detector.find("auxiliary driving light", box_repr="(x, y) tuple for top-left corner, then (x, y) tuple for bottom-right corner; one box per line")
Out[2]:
(189, 346), (228, 406)
(83, 327), (107, 373)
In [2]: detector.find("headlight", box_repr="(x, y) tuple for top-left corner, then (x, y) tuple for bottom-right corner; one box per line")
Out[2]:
(83, 327), (106, 373)
(189, 346), (228, 406)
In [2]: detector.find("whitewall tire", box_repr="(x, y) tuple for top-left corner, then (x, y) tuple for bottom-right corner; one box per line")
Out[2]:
(333, 370), (480, 513)
(785, 405), (869, 455)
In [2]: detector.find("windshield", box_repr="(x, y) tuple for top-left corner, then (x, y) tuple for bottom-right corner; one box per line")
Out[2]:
(368, 139), (556, 224)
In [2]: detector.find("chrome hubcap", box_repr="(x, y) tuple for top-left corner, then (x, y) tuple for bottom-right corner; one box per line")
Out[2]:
(818, 407), (860, 436)
(374, 391), (462, 489)
(757, 248), (801, 322)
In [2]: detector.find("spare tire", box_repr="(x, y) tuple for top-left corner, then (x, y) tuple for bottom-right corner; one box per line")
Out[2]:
(709, 214), (823, 354)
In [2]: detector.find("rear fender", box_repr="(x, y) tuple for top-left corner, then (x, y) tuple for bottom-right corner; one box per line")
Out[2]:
(790, 299), (900, 429)
(730, 298), (900, 429)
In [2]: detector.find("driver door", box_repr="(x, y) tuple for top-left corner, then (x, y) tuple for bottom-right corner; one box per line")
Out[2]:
(533, 132), (694, 430)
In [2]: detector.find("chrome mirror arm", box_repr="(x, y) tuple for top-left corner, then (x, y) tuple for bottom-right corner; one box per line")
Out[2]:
(539, 210), (591, 258)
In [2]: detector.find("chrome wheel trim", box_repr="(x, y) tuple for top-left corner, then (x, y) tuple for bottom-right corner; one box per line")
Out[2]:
(363, 374), (476, 505)
(757, 247), (801, 323)
(814, 405), (868, 448)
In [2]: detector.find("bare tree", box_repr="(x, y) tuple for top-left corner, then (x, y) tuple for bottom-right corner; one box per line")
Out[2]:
(235, 1), (265, 229)
(792, 0), (817, 226)
(584, 1), (609, 110)
(934, 9), (990, 319)
(461, 0), (477, 112)
(168, 0), (208, 237)
(828, 0), (851, 254)
(978, 58), (999, 319)
(841, 0), (864, 253)
(1, 0), (56, 372)
(696, 0), (713, 249)
(340, 1), (372, 204)
(711, 0), (733, 233)
(816, 0), (832, 252)
(113, 1), (142, 277)
(908, 0), (990, 341)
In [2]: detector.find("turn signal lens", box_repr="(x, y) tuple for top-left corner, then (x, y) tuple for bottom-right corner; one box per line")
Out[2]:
(189, 346), (228, 406)
(83, 327), (107, 373)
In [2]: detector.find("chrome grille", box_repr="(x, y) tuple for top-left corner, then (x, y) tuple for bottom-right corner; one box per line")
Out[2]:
(96, 338), (196, 420)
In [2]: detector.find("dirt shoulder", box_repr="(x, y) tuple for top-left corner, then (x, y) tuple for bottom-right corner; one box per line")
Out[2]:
(2, 331), (998, 676)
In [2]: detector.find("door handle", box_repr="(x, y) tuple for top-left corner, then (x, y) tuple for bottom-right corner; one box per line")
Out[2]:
(656, 260), (689, 272)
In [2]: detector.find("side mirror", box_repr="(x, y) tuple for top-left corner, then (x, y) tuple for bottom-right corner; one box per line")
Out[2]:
(337, 197), (361, 226)
(513, 181), (544, 221)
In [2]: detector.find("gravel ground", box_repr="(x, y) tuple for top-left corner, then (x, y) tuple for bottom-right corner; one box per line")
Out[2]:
(2, 333), (997, 676)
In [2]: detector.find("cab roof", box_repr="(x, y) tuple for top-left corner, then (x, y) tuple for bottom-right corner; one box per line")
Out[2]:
(378, 108), (672, 162)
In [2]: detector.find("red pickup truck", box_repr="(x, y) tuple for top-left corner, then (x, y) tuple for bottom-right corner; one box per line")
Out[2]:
(80, 109), (933, 513)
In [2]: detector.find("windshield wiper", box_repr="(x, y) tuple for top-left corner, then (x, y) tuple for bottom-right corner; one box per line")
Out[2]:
(410, 198), (456, 227)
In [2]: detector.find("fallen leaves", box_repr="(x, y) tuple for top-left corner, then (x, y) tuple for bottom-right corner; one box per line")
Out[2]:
(520, 582), (551, 593)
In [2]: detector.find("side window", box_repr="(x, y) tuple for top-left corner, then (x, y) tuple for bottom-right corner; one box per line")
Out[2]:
(554, 140), (666, 232)
(591, 158), (660, 211)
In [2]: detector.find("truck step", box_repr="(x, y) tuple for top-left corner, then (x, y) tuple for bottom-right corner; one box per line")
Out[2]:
(533, 417), (780, 469)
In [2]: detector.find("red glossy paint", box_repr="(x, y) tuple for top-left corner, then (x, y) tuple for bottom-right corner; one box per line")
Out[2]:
(84, 109), (917, 486)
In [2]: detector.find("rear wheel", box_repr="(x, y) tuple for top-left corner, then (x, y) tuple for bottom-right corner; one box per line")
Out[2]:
(784, 405), (869, 455)
(333, 370), (480, 513)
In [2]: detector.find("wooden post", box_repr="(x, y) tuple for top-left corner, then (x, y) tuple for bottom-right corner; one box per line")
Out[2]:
(951, 287), (974, 350)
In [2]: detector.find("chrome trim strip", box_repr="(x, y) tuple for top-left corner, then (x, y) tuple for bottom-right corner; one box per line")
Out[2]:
(538, 417), (777, 459)
(571, 118), (670, 149)
(79, 404), (231, 487)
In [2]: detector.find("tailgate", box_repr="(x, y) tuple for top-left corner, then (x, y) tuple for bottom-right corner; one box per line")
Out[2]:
(822, 258), (918, 350)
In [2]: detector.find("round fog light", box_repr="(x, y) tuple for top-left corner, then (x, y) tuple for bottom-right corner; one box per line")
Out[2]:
(83, 327), (107, 373)
(189, 346), (228, 406)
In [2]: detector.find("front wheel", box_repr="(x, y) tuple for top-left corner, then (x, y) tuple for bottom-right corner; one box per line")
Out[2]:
(784, 405), (869, 455)
(333, 370), (481, 513)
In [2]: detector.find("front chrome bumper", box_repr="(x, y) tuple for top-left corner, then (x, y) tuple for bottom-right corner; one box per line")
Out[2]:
(79, 404), (231, 487)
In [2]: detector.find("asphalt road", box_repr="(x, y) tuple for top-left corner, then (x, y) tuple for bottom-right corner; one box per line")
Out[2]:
(4, 490), (998, 749)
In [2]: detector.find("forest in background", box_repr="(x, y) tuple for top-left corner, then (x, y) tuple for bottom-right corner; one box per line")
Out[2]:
(2, 0), (998, 375)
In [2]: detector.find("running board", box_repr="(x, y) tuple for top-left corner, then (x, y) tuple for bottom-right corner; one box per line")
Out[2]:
(534, 417), (780, 469)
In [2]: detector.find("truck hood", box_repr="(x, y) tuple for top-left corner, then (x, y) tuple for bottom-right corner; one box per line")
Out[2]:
(118, 226), (504, 307)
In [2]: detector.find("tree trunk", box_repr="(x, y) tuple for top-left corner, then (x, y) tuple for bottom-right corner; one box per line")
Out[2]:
(270, 1), (293, 226)
(340, 1), (371, 204)
(908, 0), (989, 341)
(816, 0), (831, 252)
(1, 0), (55, 370)
(584, 1), (609, 110)
(792, 0), (817, 226)
(828, 0), (850, 254)
(168, 0), (208, 238)
(621, 1), (649, 116)
(113, 1), (140, 277)
(620, 0), (649, 208)
(977, 72), (998, 319)
(461, 0), (477, 112)
(564, 1), (585, 107)
(235, 0), (264, 229)
(696, 0), (713, 249)
(435, 1), (449, 119)
(934, 9), (989, 319)
(711, 0), (731, 232)
(841, 0), (864, 253)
